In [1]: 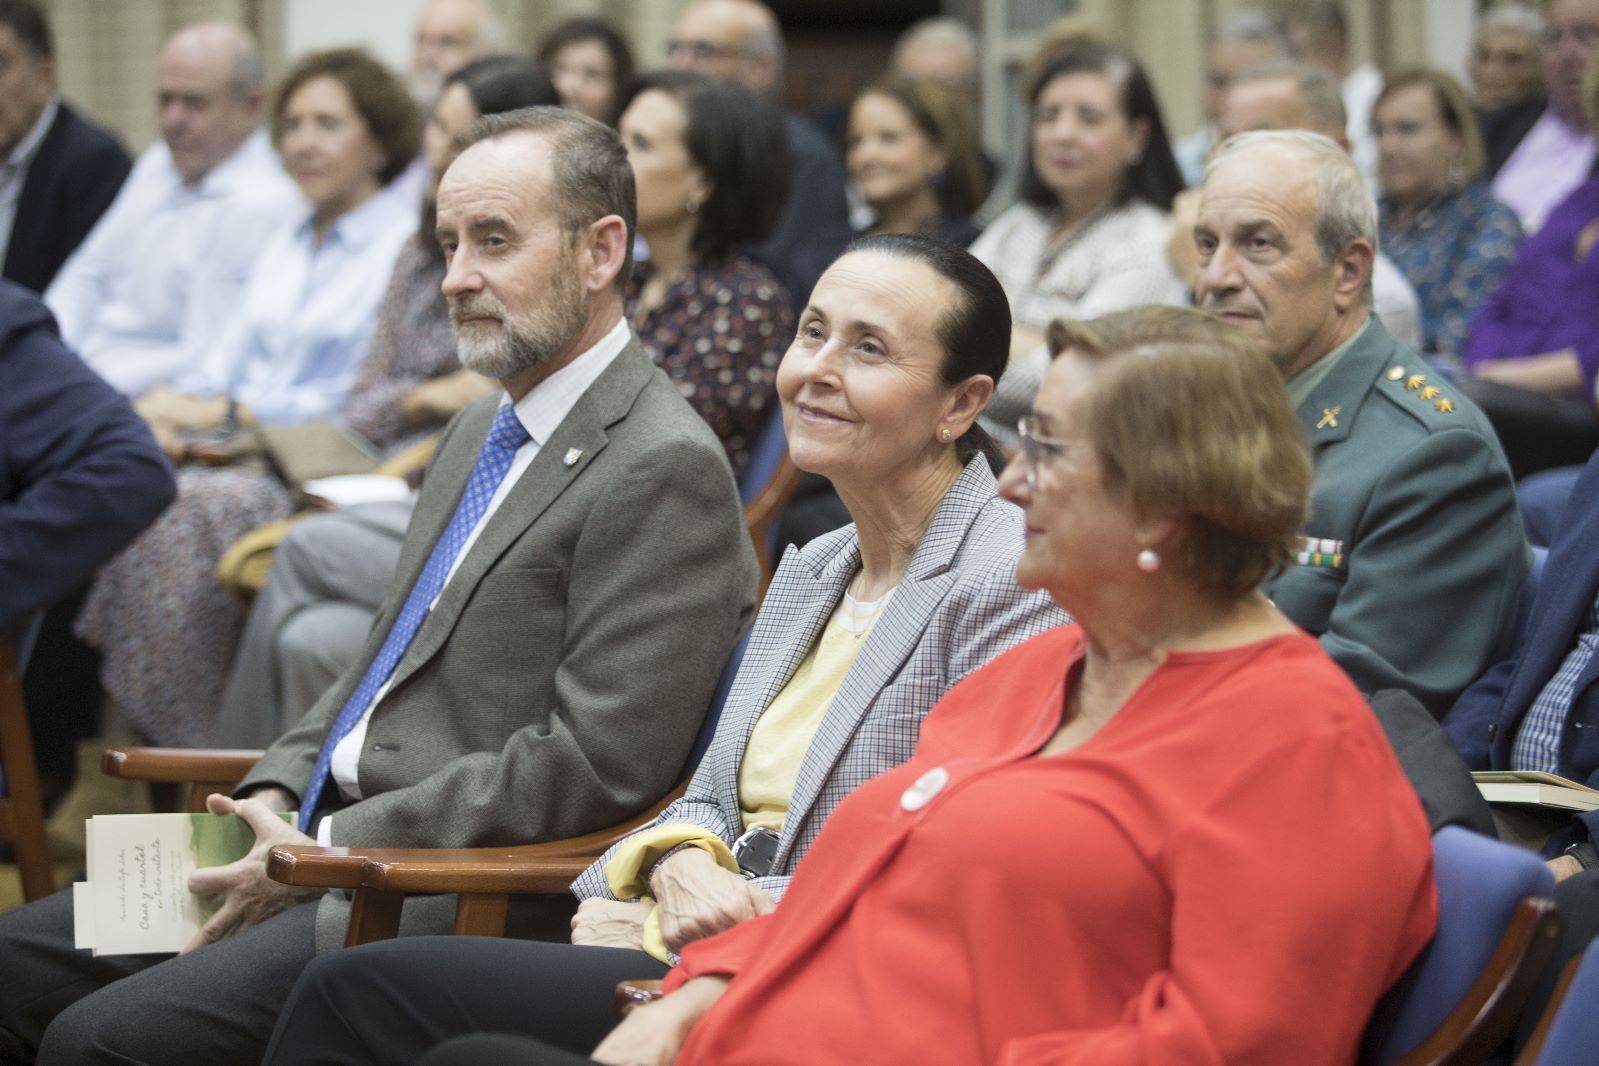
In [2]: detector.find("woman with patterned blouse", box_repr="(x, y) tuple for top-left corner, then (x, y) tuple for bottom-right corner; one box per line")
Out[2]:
(1374, 69), (1522, 359)
(619, 71), (794, 482)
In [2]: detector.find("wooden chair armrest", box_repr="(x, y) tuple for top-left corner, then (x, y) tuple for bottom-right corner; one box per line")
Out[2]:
(101, 747), (262, 785)
(360, 849), (593, 894)
(614, 979), (665, 1017)
(266, 844), (371, 891)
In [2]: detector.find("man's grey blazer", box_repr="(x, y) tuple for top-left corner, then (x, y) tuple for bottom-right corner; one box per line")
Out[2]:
(237, 337), (760, 949)
(573, 457), (1069, 903)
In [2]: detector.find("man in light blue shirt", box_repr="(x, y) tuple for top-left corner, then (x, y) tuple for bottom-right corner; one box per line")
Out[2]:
(45, 22), (301, 395)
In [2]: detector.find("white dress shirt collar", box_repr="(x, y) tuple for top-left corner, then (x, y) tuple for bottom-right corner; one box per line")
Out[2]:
(293, 183), (410, 253)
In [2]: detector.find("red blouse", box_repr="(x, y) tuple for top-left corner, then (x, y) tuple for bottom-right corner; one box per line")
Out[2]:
(667, 625), (1437, 1065)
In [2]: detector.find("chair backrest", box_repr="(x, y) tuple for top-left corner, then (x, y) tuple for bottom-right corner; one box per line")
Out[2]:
(681, 630), (751, 778)
(1523, 939), (1599, 1066)
(738, 409), (802, 594)
(1513, 545), (1549, 646)
(0, 617), (55, 902)
(1362, 826), (1561, 1065)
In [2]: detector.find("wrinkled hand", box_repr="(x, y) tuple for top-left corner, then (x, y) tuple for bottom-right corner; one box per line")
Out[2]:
(571, 897), (652, 949)
(651, 849), (775, 955)
(180, 793), (322, 954)
(591, 976), (730, 1066)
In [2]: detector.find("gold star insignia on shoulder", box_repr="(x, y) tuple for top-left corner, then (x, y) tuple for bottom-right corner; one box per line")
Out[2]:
(1386, 366), (1405, 381)
(1316, 405), (1341, 429)
(1419, 385), (1441, 400)
(1434, 398), (1455, 413)
(1405, 374), (1427, 390)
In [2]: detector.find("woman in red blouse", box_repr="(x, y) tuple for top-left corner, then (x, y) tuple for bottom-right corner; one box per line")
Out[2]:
(301, 307), (1442, 1065)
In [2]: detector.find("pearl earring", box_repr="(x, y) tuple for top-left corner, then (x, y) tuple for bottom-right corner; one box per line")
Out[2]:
(940, 428), (952, 442)
(1136, 548), (1160, 573)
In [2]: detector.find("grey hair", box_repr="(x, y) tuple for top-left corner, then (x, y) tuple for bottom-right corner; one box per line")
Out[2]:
(462, 106), (637, 290)
(1231, 58), (1347, 137)
(1214, 9), (1291, 49)
(229, 33), (265, 98)
(893, 16), (978, 68)
(1477, 3), (1544, 37)
(1208, 129), (1377, 304)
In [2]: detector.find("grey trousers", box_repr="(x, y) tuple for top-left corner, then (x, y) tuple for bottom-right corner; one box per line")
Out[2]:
(211, 500), (413, 747)
(0, 888), (319, 1066)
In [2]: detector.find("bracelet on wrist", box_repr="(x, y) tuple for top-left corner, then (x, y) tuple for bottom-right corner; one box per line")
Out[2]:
(645, 841), (704, 896)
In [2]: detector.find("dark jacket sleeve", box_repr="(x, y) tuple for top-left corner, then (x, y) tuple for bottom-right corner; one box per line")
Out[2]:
(1372, 688), (1497, 837)
(0, 287), (176, 632)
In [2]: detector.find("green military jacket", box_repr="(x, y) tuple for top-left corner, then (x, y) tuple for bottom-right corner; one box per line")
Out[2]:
(1263, 318), (1529, 715)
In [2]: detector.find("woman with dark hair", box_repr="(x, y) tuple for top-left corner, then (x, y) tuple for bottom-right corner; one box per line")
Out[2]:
(620, 69), (795, 479)
(260, 235), (1069, 1066)
(845, 76), (984, 245)
(1373, 68), (1521, 359)
(538, 16), (635, 126)
(970, 39), (1184, 448)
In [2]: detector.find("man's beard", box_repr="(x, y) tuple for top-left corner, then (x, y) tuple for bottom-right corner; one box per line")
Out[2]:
(451, 266), (587, 381)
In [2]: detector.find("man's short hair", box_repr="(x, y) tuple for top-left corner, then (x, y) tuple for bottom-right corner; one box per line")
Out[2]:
(1231, 58), (1348, 136)
(0, 0), (51, 61)
(1478, 3), (1544, 38)
(228, 32), (266, 99)
(1208, 128), (1377, 288)
(464, 106), (637, 289)
(1214, 9), (1291, 48)
(892, 17), (978, 76)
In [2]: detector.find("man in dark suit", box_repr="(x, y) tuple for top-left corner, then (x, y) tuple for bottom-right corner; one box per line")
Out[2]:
(1194, 129), (1527, 714)
(0, 107), (758, 1065)
(0, 279), (175, 635)
(0, 0), (131, 293)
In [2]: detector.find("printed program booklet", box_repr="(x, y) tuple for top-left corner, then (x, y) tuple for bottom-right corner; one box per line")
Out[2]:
(1472, 771), (1599, 812)
(71, 811), (294, 955)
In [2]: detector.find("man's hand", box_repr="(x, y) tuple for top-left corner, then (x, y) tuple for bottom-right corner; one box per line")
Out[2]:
(179, 793), (322, 954)
(1548, 854), (1586, 883)
(591, 976), (730, 1066)
(571, 898), (652, 950)
(651, 848), (775, 955)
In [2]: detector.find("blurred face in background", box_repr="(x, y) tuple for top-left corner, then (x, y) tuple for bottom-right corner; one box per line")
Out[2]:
(1543, 0), (1599, 124)
(619, 88), (709, 239)
(279, 75), (385, 223)
(846, 92), (946, 216)
(0, 24), (53, 160)
(1374, 83), (1462, 206)
(1203, 36), (1285, 125)
(410, 0), (487, 102)
(1470, 25), (1544, 111)
(550, 37), (617, 123)
(1031, 71), (1146, 215)
(423, 80), (479, 198)
(157, 29), (262, 186)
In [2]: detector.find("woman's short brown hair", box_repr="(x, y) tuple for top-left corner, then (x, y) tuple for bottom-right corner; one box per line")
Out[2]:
(1045, 306), (1312, 601)
(270, 48), (420, 185)
(1374, 68), (1486, 187)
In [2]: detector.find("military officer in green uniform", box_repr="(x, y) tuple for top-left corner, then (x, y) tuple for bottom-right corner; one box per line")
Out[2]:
(1194, 129), (1527, 714)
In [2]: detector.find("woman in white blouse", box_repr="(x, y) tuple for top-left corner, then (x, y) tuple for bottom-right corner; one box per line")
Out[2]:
(971, 39), (1184, 448)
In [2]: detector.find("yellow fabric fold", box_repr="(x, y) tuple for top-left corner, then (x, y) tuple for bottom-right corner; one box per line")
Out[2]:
(604, 822), (739, 901)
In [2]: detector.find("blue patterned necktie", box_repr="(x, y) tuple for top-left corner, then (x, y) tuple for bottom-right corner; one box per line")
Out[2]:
(298, 404), (531, 831)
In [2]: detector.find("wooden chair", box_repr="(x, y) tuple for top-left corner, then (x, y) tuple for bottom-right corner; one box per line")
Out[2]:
(0, 630), (53, 901)
(1362, 827), (1564, 1066)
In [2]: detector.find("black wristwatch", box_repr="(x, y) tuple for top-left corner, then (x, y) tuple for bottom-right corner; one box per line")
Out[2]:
(1563, 840), (1599, 871)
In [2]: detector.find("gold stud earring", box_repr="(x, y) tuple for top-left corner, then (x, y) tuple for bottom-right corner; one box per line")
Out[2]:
(940, 428), (952, 442)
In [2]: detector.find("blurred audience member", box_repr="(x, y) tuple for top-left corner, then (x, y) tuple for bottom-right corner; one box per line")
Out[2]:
(970, 39), (1183, 449)
(538, 17), (634, 126)
(668, 0), (850, 308)
(45, 22), (300, 396)
(1374, 70), (1523, 358)
(0, 0), (130, 293)
(407, 0), (502, 106)
(1170, 60), (1422, 348)
(1278, 0), (1382, 183)
(1196, 130), (1526, 713)
(620, 70), (791, 481)
(846, 77), (983, 245)
(0, 281), (175, 635)
(212, 56), (559, 749)
(1471, 4), (1548, 113)
(1172, 10), (1291, 186)
(891, 16), (978, 95)
(1487, 0), (1598, 231)
(75, 49), (419, 748)
(1460, 56), (1599, 479)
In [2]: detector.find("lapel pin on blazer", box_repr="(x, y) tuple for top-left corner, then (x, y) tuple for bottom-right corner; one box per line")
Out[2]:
(563, 448), (583, 467)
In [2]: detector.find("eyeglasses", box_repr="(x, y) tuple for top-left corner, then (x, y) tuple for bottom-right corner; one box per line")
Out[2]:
(666, 38), (747, 62)
(1016, 416), (1074, 489)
